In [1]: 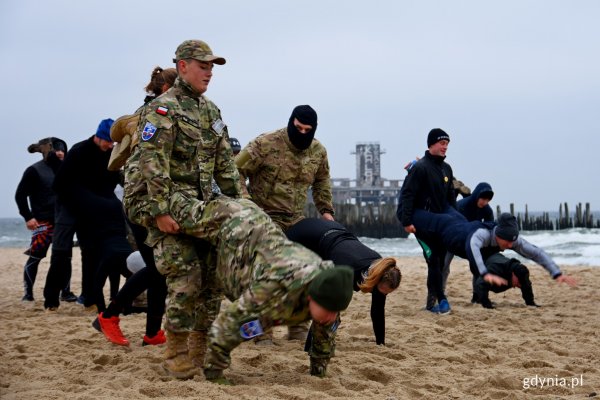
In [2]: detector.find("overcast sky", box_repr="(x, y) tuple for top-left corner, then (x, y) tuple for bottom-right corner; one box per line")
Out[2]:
(2, 0), (599, 219)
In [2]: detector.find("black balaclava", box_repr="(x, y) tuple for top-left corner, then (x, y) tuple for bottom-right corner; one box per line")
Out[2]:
(287, 105), (318, 150)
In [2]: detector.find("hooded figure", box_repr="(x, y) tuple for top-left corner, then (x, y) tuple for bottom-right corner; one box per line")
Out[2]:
(16, 136), (68, 301)
(28, 137), (68, 162)
(456, 182), (494, 222)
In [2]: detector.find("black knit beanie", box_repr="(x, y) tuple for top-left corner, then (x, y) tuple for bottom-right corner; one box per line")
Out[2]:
(495, 213), (519, 241)
(308, 266), (353, 311)
(427, 128), (450, 147)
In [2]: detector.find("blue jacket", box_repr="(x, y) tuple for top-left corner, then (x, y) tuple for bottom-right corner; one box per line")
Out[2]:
(456, 182), (494, 222)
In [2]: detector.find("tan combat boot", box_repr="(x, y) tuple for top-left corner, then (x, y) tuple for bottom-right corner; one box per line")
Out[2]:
(162, 330), (197, 379)
(188, 330), (207, 368)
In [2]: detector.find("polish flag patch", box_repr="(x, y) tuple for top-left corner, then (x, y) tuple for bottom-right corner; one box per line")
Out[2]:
(156, 106), (168, 116)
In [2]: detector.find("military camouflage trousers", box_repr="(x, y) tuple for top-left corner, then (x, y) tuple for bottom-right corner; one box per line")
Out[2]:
(153, 233), (222, 332)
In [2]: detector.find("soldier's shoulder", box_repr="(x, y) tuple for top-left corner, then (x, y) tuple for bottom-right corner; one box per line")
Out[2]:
(250, 129), (282, 145)
(140, 95), (179, 128)
(309, 138), (328, 155)
(310, 137), (326, 149)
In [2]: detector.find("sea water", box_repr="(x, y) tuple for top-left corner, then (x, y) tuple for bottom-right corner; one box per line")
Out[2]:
(2, 218), (599, 266)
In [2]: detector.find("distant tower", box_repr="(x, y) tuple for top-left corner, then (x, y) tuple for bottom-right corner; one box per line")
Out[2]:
(352, 142), (385, 187)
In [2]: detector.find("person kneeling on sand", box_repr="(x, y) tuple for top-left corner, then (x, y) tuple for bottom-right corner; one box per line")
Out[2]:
(475, 253), (540, 309)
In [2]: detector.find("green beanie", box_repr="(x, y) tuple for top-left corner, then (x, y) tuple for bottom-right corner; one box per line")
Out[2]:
(308, 266), (354, 312)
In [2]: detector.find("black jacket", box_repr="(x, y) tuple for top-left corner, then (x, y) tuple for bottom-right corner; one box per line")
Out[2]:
(15, 158), (57, 223)
(53, 136), (125, 242)
(397, 150), (456, 227)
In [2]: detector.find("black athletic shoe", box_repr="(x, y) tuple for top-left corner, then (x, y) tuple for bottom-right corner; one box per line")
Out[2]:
(61, 291), (78, 302)
(92, 316), (101, 332)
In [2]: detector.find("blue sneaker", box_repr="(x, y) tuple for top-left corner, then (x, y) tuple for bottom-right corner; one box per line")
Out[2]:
(438, 299), (451, 314)
(428, 304), (440, 313)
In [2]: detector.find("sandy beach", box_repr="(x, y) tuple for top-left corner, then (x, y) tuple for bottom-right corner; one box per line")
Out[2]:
(1, 247), (598, 399)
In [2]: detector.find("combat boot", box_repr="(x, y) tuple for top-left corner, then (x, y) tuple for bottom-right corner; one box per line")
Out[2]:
(162, 331), (198, 379)
(309, 357), (329, 377)
(287, 322), (309, 341)
(188, 330), (207, 368)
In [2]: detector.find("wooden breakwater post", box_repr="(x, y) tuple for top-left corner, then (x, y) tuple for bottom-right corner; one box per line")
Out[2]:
(496, 202), (598, 230)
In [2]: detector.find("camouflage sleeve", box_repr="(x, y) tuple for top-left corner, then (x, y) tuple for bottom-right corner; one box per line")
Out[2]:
(308, 314), (340, 360)
(311, 148), (334, 216)
(205, 281), (289, 371)
(213, 129), (242, 198)
(137, 111), (175, 217)
(235, 140), (263, 199)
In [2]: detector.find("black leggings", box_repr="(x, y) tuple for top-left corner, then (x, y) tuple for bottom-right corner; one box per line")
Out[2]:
(103, 222), (167, 337)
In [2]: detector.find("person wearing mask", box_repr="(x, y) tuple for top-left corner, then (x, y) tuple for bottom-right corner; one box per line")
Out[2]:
(15, 137), (74, 302)
(235, 105), (334, 341)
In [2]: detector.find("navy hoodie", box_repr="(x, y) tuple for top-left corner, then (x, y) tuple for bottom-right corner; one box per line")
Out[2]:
(456, 182), (494, 222)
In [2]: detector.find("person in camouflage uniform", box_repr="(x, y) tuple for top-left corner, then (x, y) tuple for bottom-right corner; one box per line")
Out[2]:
(236, 104), (334, 231)
(235, 105), (334, 341)
(165, 194), (353, 383)
(123, 39), (241, 379)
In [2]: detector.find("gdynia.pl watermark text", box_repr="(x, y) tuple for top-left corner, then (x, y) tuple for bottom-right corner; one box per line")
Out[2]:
(522, 374), (584, 390)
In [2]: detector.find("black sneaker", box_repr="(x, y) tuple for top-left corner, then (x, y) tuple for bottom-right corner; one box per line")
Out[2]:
(22, 294), (34, 302)
(92, 316), (102, 332)
(61, 291), (78, 302)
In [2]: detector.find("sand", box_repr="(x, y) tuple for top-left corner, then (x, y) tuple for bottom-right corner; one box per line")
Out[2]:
(1, 247), (598, 400)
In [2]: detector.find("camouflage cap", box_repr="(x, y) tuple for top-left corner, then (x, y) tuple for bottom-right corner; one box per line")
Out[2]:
(173, 40), (226, 65)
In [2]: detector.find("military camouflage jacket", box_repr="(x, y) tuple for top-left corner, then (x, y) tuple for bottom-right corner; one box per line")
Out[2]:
(123, 78), (241, 236)
(195, 197), (337, 370)
(235, 128), (333, 230)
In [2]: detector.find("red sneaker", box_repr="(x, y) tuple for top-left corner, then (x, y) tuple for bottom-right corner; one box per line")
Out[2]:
(142, 329), (166, 346)
(97, 313), (130, 346)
